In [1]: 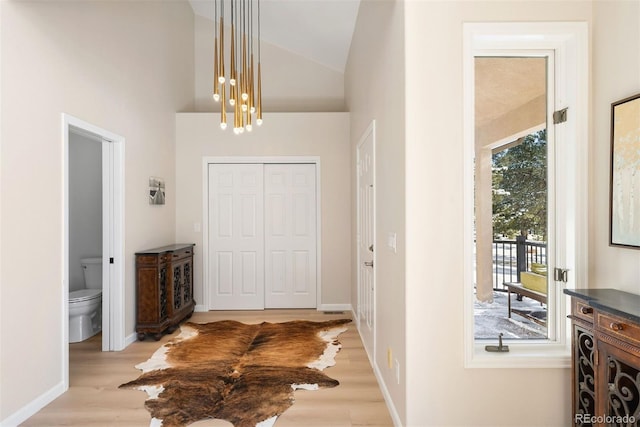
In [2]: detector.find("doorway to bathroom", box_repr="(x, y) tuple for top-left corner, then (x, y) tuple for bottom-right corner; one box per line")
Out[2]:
(62, 114), (125, 379)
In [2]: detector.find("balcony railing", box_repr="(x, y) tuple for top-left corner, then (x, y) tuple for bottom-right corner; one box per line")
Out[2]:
(492, 236), (547, 290)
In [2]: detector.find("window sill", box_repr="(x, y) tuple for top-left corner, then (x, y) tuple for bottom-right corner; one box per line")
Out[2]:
(465, 342), (570, 369)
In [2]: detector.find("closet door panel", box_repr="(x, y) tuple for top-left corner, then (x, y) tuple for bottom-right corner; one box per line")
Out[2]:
(216, 252), (233, 295)
(208, 164), (264, 309)
(264, 164), (317, 308)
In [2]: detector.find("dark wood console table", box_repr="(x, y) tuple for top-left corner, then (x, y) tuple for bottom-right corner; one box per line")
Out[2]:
(564, 288), (640, 426)
(135, 244), (195, 341)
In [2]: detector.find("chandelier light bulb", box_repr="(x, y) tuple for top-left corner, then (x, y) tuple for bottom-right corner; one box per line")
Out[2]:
(241, 93), (249, 102)
(213, 93), (220, 102)
(246, 124), (253, 132)
(218, 76), (225, 84)
(256, 118), (263, 126)
(230, 78), (236, 86)
(220, 122), (227, 130)
(229, 98), (236, 106)
(242, 104), (248, 112)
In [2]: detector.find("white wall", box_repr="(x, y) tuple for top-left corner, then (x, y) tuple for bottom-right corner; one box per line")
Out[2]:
(404, 2), (593, 426)
(345, 0), (406, 424)
(589, 0), (640, 294)
(193, 15), (345, 113)
(0, 0), (194, 422)
(69, 132), (102, 292)
(175, 112), (351, 309)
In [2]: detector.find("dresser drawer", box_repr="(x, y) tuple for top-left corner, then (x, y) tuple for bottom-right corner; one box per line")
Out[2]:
(137, 254), (161, 266)
(170, 247), (193, 261)
(572, 299), (594, 324)
(596, 311), (640, 346)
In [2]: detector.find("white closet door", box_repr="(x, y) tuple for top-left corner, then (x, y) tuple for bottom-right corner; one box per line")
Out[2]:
(208, 164), (265, 310)
(264, 164), (317, 308)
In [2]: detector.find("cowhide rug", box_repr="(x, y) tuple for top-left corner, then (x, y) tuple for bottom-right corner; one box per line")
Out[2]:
(120, 318), (351, 427)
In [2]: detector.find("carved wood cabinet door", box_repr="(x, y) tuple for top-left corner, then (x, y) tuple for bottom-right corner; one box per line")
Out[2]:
(574, 323), (596, 426)
(170, 257), (192, 314)
(596, 339), (640, 426)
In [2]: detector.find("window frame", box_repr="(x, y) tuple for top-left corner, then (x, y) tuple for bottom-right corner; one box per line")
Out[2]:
(462, 22), (589, 369)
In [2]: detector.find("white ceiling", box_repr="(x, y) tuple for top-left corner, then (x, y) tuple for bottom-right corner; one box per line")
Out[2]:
(189, 0), (361, 72)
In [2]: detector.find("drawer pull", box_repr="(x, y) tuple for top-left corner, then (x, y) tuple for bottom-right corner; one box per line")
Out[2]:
(610, 322), (624, 331)
(580, 306), (593, 315)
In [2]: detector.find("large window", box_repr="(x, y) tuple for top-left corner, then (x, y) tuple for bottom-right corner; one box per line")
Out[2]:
(463, 23), (588, 368)
(473, 56), (549, 342)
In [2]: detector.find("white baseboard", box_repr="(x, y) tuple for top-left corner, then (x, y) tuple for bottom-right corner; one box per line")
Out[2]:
(196, 304), (347, 313)
(0, 382), (65, 427)
(372, 356), (403, 426)
(317, 303), (352, 312)
(356, 323), (403, 427)
(124, 332), (138, 348)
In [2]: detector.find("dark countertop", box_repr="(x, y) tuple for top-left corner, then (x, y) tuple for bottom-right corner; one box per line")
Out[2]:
(135, 243), (195, 255)
(564, 288), (640, 324)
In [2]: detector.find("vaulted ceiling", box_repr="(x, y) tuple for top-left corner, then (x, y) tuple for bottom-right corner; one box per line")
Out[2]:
(189, 0), (361, 72)
(189, 1), (546, 126)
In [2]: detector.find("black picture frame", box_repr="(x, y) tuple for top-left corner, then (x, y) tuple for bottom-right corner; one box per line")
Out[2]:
(609, 93), (640, 249)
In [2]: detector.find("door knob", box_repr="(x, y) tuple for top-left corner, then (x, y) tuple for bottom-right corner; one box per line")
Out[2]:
(369, 245), (374, 252)
(364, 261), (374, 267)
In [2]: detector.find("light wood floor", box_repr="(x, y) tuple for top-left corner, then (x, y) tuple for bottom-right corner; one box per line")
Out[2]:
(22, 310), (394, 426)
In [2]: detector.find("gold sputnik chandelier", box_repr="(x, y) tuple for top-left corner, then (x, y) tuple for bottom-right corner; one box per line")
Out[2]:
(213, 0), (263, 133)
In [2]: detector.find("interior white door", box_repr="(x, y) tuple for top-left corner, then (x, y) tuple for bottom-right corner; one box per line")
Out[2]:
(208, 164), (265, 310)
(101, 139), (111, 352)
(357, 126), (375, 356)
(264, 164), (317, 308)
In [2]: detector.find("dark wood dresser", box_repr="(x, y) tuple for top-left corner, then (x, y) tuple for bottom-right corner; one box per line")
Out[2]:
(564, 288), (640, 426)
(135, 244), (195, 341)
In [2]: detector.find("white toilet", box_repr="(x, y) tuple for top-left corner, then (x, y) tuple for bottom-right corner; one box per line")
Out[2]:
(69, 257), (102, 343)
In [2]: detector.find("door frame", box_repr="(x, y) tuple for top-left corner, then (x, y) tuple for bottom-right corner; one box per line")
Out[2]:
(62, 113), (125, 388)
(356, 120), (376, 360)
(202, 156), (322, 310)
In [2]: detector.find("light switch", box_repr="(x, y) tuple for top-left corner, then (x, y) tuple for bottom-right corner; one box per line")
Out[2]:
(387, 232), (397, 253)
(193, 222), (201, 233)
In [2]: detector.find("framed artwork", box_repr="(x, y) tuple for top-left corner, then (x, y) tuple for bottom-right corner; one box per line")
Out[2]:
(149, 177), (166, 205)
(610, 93), (640, 248)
